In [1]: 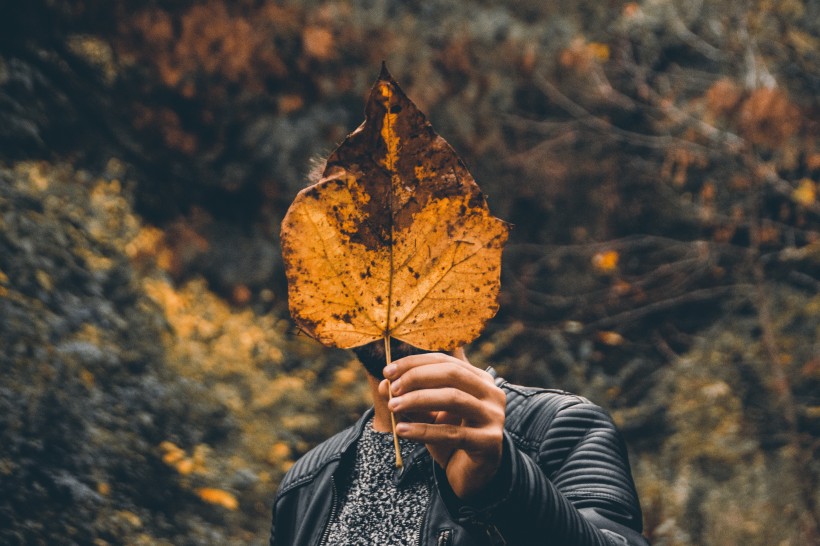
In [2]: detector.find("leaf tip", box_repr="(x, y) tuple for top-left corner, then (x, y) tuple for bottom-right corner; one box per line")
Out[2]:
(378, 61), (392, 81)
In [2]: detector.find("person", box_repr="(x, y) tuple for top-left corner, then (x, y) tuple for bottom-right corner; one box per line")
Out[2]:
(269, 339), (650, 545)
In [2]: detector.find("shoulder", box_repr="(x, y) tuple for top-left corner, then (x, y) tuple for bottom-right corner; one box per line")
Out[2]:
(498, 378), (590, 435)
(496, 376), (623, 458)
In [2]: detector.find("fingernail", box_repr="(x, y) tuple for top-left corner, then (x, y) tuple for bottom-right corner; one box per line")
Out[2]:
(391, 378), (402, 394)
(384, 364), (397, 378)
(396, 423), (409, 434)
(388, 396), (402, 410)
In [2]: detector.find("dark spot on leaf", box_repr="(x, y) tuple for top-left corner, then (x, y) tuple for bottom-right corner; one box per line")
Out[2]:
(331, 311), (354, 323)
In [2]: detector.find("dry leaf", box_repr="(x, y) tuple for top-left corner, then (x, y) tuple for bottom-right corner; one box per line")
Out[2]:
(792, 178), (816, 207)
(592, 250), (619, 272)
(196, 487), (239, 510)
(597, 331), (625, 346)
(281, 64), (509, 351)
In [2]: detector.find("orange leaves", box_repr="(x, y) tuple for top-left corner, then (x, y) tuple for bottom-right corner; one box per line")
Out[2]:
(622, 3), (641, 18)
(281, 65), (509, 351)
(738, 87), (801, 148)
(159, 441), (207, 476)
(132, 105), (198, 155)
(703, 82), (802, 150)
(124, 1), (292, 93)
(160, 442), (239, 510)
(266, 441), (292, 465)
(559, 37), (610, 72)
(661, 146), (708, 187)
(705, 78), (743, 119)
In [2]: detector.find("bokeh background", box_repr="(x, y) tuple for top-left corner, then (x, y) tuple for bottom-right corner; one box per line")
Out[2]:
(1, 1), (818, 544)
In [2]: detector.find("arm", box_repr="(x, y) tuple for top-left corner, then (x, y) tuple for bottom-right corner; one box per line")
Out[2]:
(434, 398), (649, 545)
(384, 353), (649, 545)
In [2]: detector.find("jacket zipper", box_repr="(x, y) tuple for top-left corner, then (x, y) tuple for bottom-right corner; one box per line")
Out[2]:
(437, 529), (453, 546)
(460, 508), (506, 546)
(317, 476), (338, 546)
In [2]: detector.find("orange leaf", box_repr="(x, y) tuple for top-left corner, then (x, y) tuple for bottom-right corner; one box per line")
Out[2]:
(280, 65), (509, 351)
(592, 250), (619, 272)
(587, 42), (610, 62)
(302, 26), (334, 60)
(196, 488), (238, 510)
(792, 178), (816, 207)
(597, 331), (625, 346)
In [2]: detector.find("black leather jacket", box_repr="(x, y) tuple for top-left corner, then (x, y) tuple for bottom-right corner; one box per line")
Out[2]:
(270, 371), (650, 545)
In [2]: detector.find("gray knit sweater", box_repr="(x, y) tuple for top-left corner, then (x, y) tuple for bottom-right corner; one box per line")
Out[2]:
(321, 419), (430, 545)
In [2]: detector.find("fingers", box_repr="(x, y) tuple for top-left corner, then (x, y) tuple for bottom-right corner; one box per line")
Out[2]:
(385, 353), (497, 400)
(388, 387), (503, 425)
(381, 351), (506, 477)
(395, 421), (503, 455)
(385, 352), (489, 383)
(379, 378), (438, 425)
(383, 351), (506, 428)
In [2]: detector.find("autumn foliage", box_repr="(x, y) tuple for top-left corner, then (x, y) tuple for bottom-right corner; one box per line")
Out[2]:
(1, 0), (818, 544)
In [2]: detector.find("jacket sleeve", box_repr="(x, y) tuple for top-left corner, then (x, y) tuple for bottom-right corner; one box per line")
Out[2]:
(434, 398), (650, 545)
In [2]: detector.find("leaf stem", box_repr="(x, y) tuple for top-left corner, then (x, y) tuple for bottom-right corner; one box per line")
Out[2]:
(384, 335), (404, 468)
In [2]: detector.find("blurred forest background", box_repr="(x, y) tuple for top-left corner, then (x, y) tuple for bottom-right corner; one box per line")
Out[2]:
(1, 0), (818, 545)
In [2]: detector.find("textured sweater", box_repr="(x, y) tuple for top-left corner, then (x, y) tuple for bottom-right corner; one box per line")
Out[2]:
(322, 419), (430, 545)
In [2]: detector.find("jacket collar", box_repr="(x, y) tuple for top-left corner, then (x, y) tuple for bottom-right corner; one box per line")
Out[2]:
(336, 406), (376, 457)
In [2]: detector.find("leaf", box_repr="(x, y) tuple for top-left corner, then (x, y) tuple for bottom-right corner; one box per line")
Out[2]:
(792, 178), (816, 207)
(281, 64), (509, 351)
(597, 331), (625, 346)
(592, 250), (619, 272)
(195, 487), (239, 511)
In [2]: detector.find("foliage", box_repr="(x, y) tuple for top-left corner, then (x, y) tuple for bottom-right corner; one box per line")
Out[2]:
(0, 162), (370, 544)
(0, 162), (231, 544)
(0, 0), (818, 544)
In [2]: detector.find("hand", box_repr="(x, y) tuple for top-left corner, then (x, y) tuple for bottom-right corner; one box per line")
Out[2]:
(380, 351), (506, 499)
